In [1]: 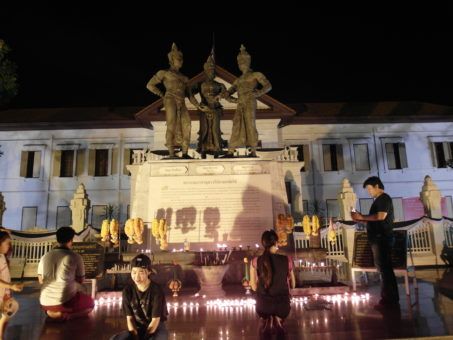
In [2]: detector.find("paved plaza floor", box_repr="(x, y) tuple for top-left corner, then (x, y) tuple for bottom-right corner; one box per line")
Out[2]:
(4, 268), (453, 340)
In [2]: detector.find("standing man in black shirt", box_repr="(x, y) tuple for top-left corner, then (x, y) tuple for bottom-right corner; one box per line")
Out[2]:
(351, 176), (400, 309)
(110, 254), (168, 340)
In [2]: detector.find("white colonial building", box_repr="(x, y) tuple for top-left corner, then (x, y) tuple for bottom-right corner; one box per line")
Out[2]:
(1, 66), (453, 230)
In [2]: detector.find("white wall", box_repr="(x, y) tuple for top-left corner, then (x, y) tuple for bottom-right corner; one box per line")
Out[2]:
(0, 128), (153, 229)
(280, 122), (453, 218)
(1, 120), (453, 229)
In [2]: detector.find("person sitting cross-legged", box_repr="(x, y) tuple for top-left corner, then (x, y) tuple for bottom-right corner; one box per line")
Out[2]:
(38, 226), (94, 321)
(110, 254), (168, 340)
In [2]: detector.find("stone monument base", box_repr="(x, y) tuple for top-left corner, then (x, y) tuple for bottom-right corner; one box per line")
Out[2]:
(129, 158), (290, 249)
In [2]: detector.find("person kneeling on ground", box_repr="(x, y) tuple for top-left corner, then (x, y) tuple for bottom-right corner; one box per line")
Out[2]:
(110, 254), (168, 340)
(250, 230), (296, 340)
(38, 226), (94, 321)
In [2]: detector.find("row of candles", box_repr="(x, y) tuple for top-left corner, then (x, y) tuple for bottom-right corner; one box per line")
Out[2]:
(295, 259), (339, 273)
(297, 259), (327, 268)
(291, 292), (370, 304)
(93, 293), (371, 309)
(165, 243), (261, 254)
(109, 263), (132, 272)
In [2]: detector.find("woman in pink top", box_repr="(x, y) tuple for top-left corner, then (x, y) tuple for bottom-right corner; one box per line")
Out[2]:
(0, 230), (23, 339)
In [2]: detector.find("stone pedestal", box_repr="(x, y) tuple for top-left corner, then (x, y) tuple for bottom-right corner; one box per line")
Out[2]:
(128, 158), (290, 248)
(193, 265), (229, 297)
(337, 178), (357, 221)
(70, 184), (90, 232)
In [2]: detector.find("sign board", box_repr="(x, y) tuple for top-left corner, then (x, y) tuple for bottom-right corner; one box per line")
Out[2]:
(402, 196), (450, 220)
(72, 242), (105, 279)
(352, 230), (407, 270)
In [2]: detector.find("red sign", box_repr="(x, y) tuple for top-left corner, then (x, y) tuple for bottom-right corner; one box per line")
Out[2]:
(402, 197), (425, 221)
(403, 196), (450, 220)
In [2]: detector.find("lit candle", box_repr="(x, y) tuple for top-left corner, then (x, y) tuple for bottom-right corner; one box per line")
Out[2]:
(244, 257), (250, 281)
(299, 259), (302, 268)
(200, 248), (204, 265)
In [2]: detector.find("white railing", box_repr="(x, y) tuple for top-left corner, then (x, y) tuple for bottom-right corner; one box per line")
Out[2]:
(293, 232), (310, 249)
(321, 228), (345, 257)
(130, 146), (303, 164)
(293, 228), (345, 258)
(443, 220), (453, 248)
(11, 240), (54, 264)
(406, 220), (434, 254)
(132, 149), (149, 164)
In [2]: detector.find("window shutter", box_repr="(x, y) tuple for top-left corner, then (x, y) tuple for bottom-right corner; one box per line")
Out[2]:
(385, 143), (396, 169)
(20, 151), (28, 177)
(442, 142), (450, 163)
(111, 148), (119, 175)
(123, 148), (131, 175)
(336, 144), (344, 170)
(354, 144), (370, 171)
(32, 151), (41, 178)
(76, 149), (85, 176)
(21, 207), (37, 229)
(88, 149), (95, 176)
(53, 150), (62, 177)
(322, 145), (332, 171)
(398, 143), (408, 168)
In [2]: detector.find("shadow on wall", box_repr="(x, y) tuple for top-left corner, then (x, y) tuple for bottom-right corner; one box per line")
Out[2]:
(203, 207), (220, 243)
(174, 207), (197, 234)
(149, 183), (291, 249)
(229, 184), (291, 251)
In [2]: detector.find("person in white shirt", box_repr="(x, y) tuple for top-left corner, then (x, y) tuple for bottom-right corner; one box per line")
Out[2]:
(0, 230), (23, 339)
(38, 226), (94, 320)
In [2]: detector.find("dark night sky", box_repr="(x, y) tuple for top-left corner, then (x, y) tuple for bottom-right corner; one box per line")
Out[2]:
(2, 6), (453, 108)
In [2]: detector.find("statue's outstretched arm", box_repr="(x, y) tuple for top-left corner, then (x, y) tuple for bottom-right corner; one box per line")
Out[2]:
(188, 83), (203, 110)
(254, 72), (272, 98)
(146, 70), (166, 98)
(217, 83), (231, 102)
(225, 82), (238, 103)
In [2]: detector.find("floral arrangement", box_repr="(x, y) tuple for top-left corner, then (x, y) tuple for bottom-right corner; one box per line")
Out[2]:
(151, 218), (168, 250)
(100, 219), (119, 246)
(168, 261), (182, 297)
(275, 214), (294, 246)
(327, 217), (337, 245)
(302, 215), (320, 239)
(124, 218), (145, 244)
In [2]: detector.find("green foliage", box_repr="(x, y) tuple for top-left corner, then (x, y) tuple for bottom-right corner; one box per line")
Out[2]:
(104, 204), (117, 220)
(307, 200), (326, 218)
(0, 40), (19, 106)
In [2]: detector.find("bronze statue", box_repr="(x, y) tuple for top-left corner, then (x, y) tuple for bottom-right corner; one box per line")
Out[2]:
(224, 45), (272, 157)
(146, 43), (191, 158)
(189, 55), (229, 157)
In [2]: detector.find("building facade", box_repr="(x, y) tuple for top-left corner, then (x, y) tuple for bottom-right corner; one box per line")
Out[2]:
(1, 68), (453, 230)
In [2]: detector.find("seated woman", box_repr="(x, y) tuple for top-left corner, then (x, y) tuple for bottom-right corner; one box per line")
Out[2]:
(250, 230), (296, 339)
(0, 230), (23, 339)
(110, 254), (168, 340)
